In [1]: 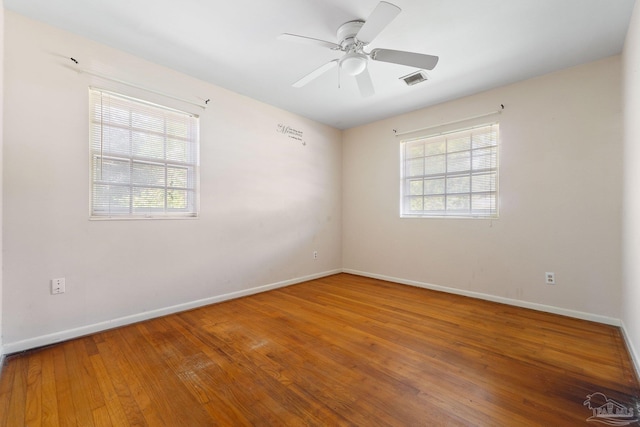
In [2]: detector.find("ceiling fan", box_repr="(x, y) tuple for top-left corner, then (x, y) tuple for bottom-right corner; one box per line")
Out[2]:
(278, 1), (439, 97)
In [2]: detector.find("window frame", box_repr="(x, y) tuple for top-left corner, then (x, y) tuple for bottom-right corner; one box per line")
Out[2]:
(400, 122), (499, 219)
(89, 88), (200, 220)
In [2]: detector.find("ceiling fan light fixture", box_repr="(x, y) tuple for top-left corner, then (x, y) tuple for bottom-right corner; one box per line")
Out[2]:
(340, 52), (367, 76)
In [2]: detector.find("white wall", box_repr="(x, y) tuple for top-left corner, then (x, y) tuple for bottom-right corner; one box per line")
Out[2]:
(343, 56), (623, 322)
(0, 0), (4, 359)
(622, 1), (640, 372)
(2, 12), (342, 351)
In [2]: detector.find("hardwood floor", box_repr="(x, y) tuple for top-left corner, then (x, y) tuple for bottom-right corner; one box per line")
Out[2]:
(1, 273), (638, 426)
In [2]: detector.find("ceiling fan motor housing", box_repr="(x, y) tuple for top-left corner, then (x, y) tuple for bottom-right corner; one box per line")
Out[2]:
(337, 20), (365, 49)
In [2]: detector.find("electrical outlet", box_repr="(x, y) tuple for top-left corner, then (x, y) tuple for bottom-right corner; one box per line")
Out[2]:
(545, 272), (556, 285)
(51, 277), (65, 295)
(313, 251), (318, 260)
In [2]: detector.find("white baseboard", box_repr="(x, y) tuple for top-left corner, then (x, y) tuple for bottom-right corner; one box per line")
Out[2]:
(620, 320), (640, 381)
(2, 269), (342, 355)
(343, 269), (622, 326)
(3, 268), (625, 355)
(0, 354), (5, 380)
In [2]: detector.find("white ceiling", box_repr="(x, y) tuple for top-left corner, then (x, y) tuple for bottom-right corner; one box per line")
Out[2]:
(5, 0), (636, 129)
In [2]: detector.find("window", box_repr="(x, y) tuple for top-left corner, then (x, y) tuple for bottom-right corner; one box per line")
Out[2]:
(89, 89), (199, 219)
(400, 123), (499, 218)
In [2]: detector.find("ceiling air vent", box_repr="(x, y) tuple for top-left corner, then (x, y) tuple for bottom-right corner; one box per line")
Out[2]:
(401, 71), (428, 86)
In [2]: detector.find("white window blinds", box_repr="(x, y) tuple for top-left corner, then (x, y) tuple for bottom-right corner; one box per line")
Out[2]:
(89, 89), (199, 218)
(400, 123), (499, 218)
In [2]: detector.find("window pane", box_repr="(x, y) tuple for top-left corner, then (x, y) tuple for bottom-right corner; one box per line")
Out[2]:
(133, 187), (165, 211)
(424, 140), (446, 155)
(447, 136), (470, 153)
(167, 189), (189, 210)
(424, 178), (445, 195)
(131, 110), (164, 134)
(132, 163), (165, 186)
(104, 105), (130, 128)
(167, 138), (191, 163)
(94, 158), (130, 184)
(132, 131), (164, 160)
(472, 173), (496, 192)
(93, 184), (130, 213)
(424, 195), (445, 211)
(447, 151), (470, 173)
(408, 179), (423, 196)
(167, 167), (189, 189)
(407, 158), (424, 177)
(472, 130), (497, 148)
(408, 196), (423, 211)
(472, 194), (496, 212)
(166, 119), (190, 139)
(97, 126), (130, 156)
(425, 154), (446, 174)
(406, 142), (424, 159)
(446, 194), (470, 211)
(446, 176), (470, 194)
(472, 147), (497, 170)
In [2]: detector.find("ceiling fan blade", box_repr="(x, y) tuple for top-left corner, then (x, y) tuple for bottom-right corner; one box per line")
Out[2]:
(293, 59), (339, 88)
(355, 68), (375, 97)
(356, 1), (401, 44)
(278, 33), (341, 50)
(370, 48), (439, 70)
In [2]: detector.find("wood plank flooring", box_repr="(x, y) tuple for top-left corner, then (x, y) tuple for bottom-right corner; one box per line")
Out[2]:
(1, 273), (638, 426)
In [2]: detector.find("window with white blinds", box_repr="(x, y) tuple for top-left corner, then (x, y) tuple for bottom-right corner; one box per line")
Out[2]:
(89, 89), (199, 219)
(400, 123), (499, 218)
